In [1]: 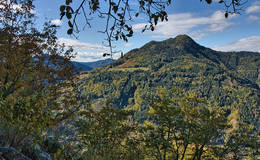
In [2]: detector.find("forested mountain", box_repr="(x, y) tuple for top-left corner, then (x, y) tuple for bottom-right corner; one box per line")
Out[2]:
(77, 35), (260, 129)
(1, 0), (259, 158)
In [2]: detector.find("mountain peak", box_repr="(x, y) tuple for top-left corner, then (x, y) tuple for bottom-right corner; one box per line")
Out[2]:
(156, 35), (200, 53)
(165, 35), (197, 46)
(174, 34), (194, 41)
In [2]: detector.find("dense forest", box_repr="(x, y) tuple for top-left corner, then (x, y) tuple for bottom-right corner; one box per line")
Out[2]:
(78, 35), (260, 132)
(0, 0), (260, 160)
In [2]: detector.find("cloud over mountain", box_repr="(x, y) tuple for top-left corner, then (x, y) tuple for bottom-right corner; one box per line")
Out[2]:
(58, 38), (111, 62)
(58, 38), (108, 51)
(213, 36), (260, 52)
(133, 11), (235, 40)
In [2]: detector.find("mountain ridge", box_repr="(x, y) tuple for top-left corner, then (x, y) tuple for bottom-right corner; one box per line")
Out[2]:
(112, 34), (260, 72)
(77, 35), (260, 131)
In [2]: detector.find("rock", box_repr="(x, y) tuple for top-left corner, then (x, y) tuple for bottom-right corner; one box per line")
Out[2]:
(20, 141), (52, 160)
(0, 147), (31, 160)
(0, 152), (6, 160)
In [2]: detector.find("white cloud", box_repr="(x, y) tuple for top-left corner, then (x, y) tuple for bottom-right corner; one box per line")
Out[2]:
(73, 52), (106, 62)
(189, 31), (207, 40)
(51, 19), (62, 26)
(213, 36), (260, 52)
(247, 15), (260, 22)
(58, 38), (111, 62)
(246, 1), (260, 14)
(133, 23), (147, 30)
(74, 51), (121, 62)
(124, 42), (133, 47)
(247, 15), (260, 24)
(133, 11), (235, 40)
(58, 38), (108, 51)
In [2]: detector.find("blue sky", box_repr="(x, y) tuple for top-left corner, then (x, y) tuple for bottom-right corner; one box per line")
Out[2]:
(34, 0), (260, 62)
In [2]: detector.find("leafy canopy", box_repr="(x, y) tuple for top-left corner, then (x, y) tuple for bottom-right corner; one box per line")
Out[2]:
(0, 0), (79, 148)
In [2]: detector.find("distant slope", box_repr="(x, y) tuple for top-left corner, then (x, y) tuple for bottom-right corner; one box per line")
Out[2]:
(72, 61), (92, 72)
(79, 58), (114, 68)
(72, 58), (114, 72)
(33, 54), (92, 72)
(77, 35), (260, 130)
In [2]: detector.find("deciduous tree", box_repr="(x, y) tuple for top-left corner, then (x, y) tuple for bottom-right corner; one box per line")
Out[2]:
(0, 0), (79, 149)
(142, 87), (258, 160)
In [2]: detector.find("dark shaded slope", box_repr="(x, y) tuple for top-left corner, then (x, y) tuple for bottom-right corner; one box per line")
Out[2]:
(72, 61), (92, 71)
(72, 58), (115, 72)
(79, 58), (114, 68)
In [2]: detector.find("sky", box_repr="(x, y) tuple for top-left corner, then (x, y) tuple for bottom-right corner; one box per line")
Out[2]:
(33, 0), (260, 62)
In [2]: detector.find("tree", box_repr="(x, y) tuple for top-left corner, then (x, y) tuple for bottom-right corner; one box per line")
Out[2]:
(73, 102), (143, 160)
(60, 0), (247, 57)
(0, 0), (80, 152)
(141, 87), (258, 160)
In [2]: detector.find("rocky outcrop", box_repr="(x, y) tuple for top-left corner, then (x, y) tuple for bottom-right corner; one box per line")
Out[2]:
(0, 146), (52, 160)
(0, 147), (31, 160)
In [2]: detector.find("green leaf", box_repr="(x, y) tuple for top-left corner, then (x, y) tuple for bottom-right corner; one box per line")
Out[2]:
(113, 5), (118, 13)
(67, 0), (73, 5)
(110, 2), (116, 6)
(151, 26), (154, 31)
(68, 21), (73, 28)
(139, 1), (145, 7)
(60, 12), (65, 20)
(103, 53), (111, 57)
(126, 33), (132, 37)
(66, 12), (72, 19)
(205, 0), (212, 4)
(60, 5), (66, 12)
(66, 6), (73, 13)
(154, 16), (158, 25)
(67, 28), (73, 35)
(225, 12), (228, 18)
